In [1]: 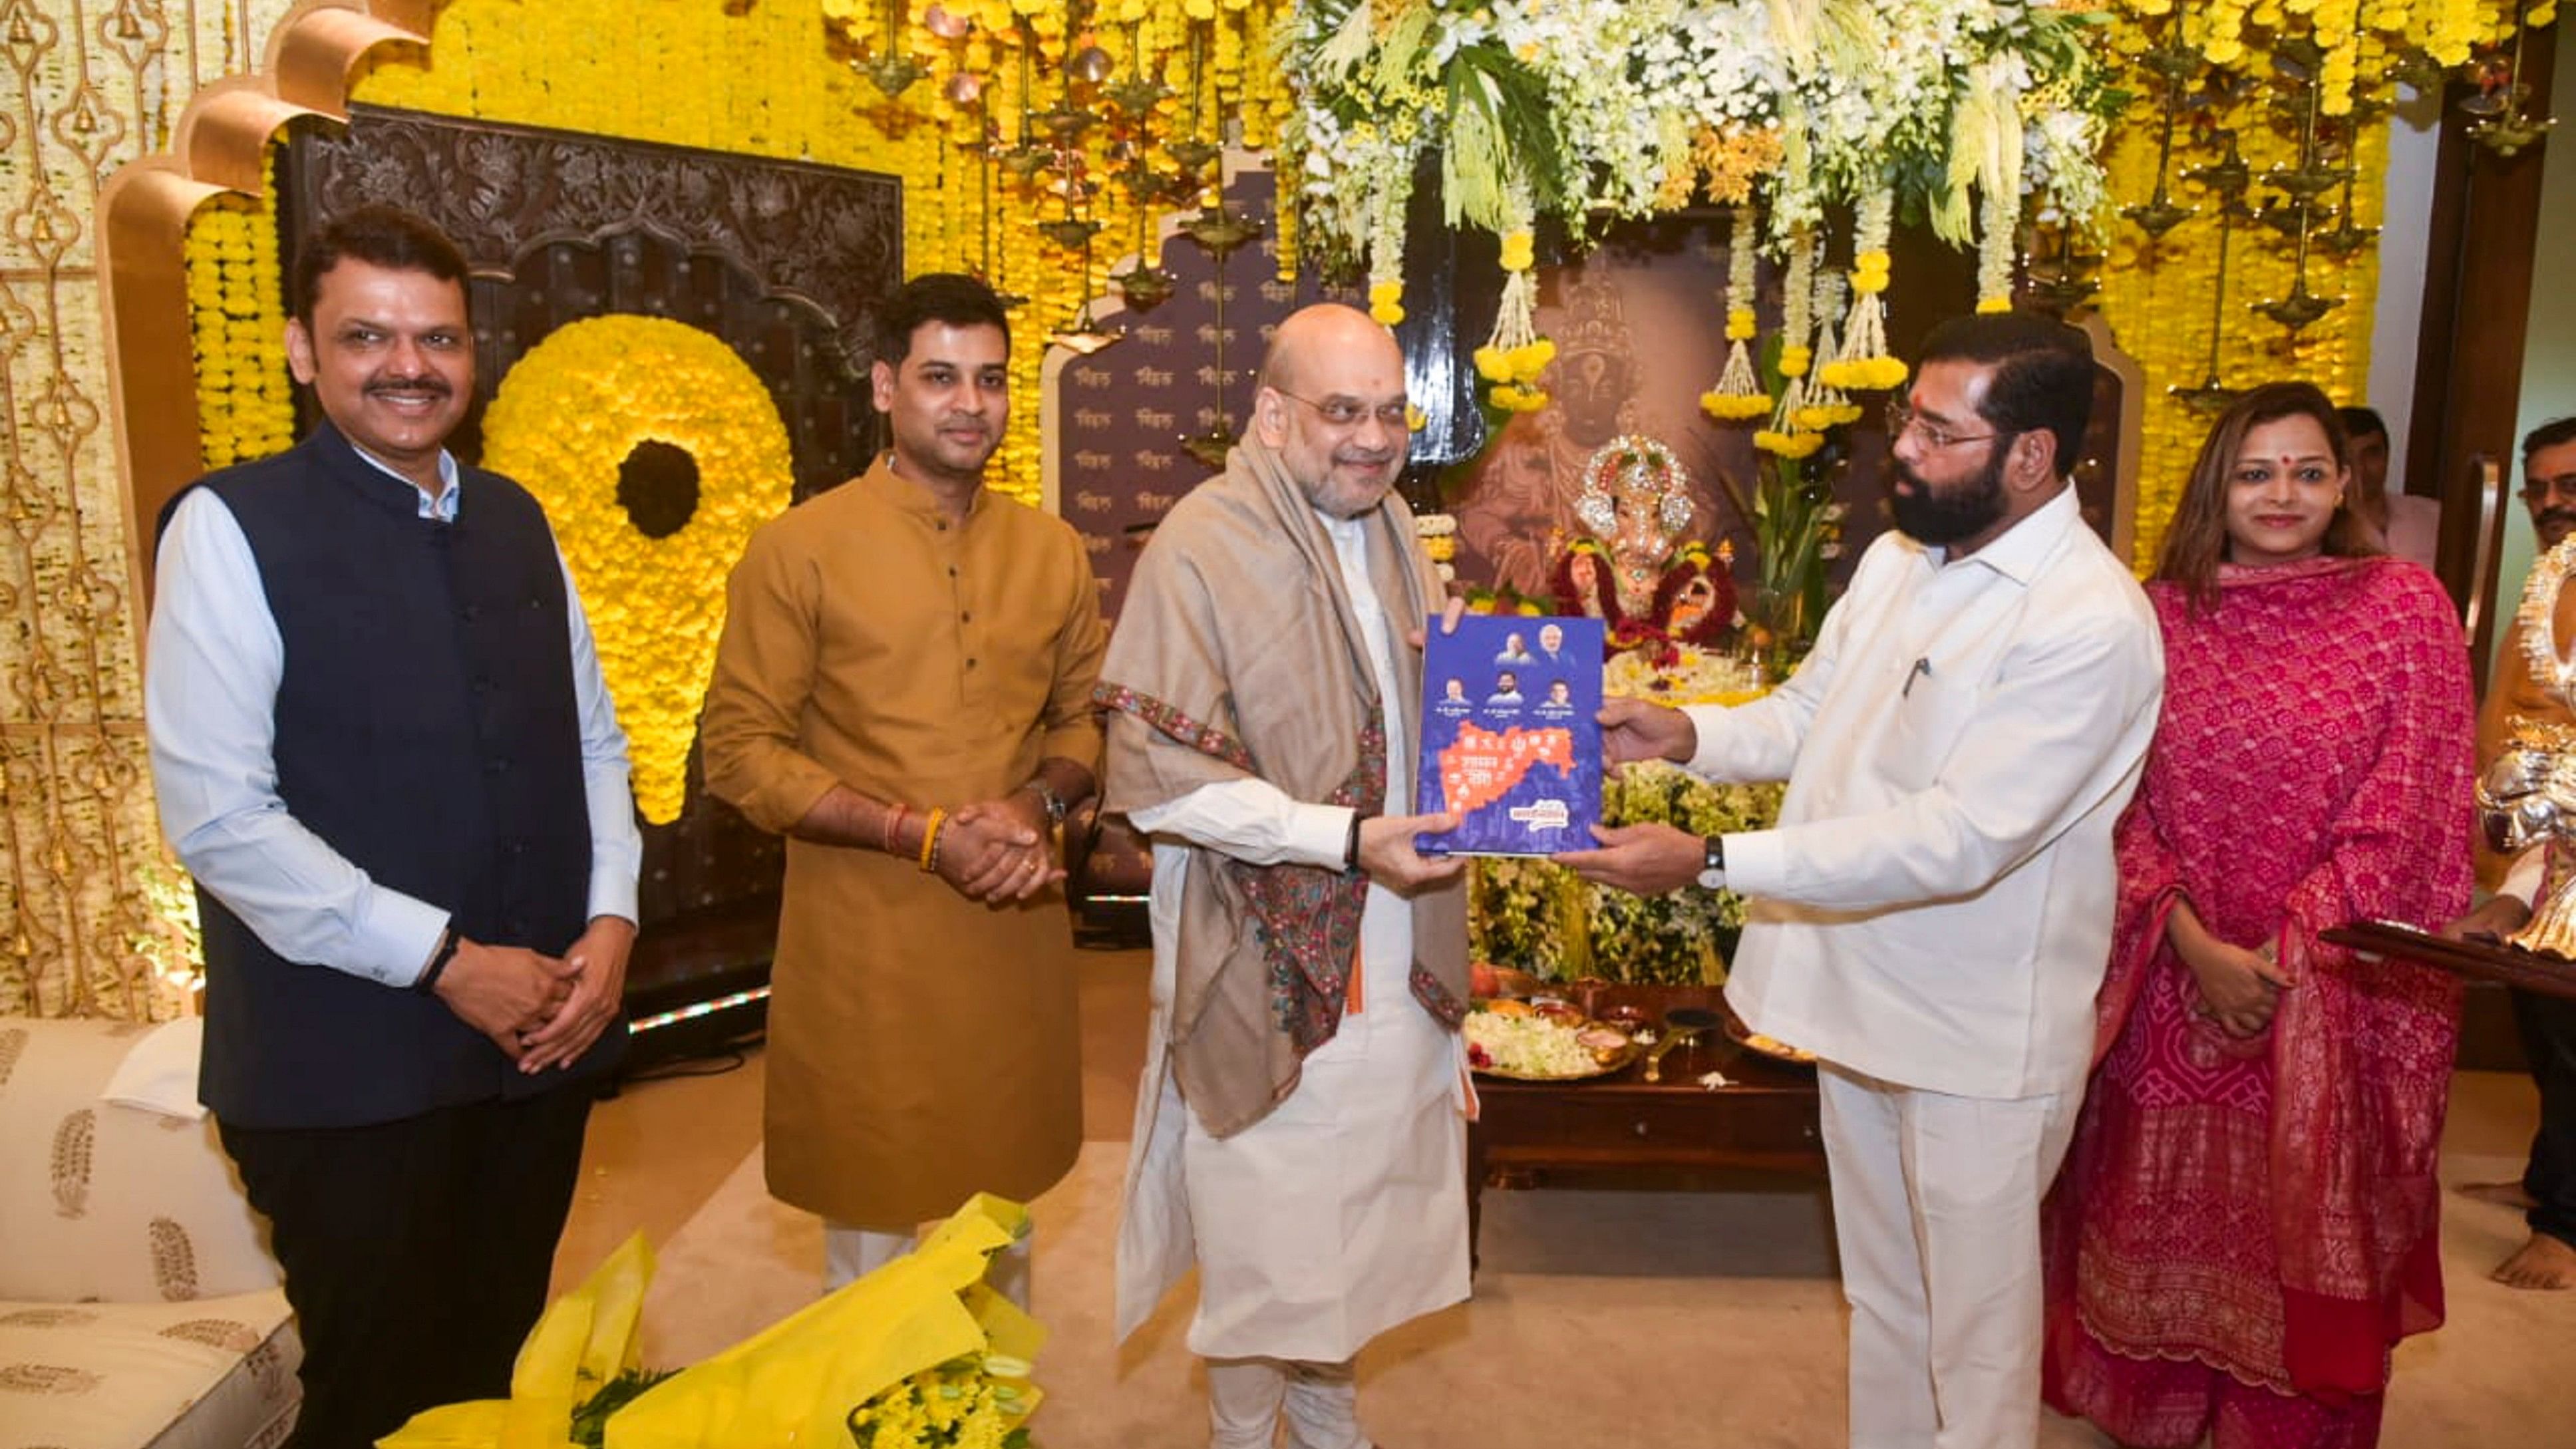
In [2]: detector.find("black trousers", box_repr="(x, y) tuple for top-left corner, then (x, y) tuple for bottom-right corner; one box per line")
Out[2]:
(2513, 986), (2576, 1247)
(220, 1086), (593, 1449)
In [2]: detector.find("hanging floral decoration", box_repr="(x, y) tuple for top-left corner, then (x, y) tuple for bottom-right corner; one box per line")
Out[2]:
(1752, 228), (1828, 462)
(2072, 0), (2549, 569)
(1698, 209), (1772, 426)
(1818, 188), (1908, 390)
(1473, 228), (1555, 413)
(1280, 0), (2120, 444)
(324, 0), (2563, 587)
(355, 0), (1303, 508)
(480, 317), (794, 826)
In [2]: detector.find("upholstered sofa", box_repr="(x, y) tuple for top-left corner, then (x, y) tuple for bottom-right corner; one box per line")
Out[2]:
(0, 1015), (299, 1449)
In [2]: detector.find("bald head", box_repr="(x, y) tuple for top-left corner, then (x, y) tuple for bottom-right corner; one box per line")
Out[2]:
(1260, 303), (1399, 395)
(1253, 304), (1410, 518)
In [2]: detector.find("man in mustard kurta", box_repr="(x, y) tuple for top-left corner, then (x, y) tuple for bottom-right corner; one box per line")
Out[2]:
(703, 273), (1106, 1300)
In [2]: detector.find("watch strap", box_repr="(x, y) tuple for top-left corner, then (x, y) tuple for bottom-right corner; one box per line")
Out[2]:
(1023, 777), (1068, 826)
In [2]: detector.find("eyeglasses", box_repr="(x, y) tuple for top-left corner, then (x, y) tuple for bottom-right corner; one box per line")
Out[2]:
(2522, 473), (2576, 502)
(1886, 399), (2003, 452)
(1270, 387), (1411, 431)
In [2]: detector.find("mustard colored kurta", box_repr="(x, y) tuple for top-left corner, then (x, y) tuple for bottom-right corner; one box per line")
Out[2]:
(702, 460), (1106, 1227)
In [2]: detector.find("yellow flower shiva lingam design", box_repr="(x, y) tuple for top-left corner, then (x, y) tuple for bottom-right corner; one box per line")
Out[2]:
(2480, 721), (2576, 958)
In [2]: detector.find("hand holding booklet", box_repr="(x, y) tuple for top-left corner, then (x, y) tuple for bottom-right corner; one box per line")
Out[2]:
(1414, 613), (1606, 856)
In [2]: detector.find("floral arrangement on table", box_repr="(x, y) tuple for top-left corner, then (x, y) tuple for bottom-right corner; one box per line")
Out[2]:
(1277, 0), (2120, 406)
(382, 1194), (1044, 1449)
(1468, 647), (1782, 987)
(1721, 452), (1848, 670)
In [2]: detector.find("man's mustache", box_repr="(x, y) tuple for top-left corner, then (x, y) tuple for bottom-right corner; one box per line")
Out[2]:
(2541, 508), (2576, 532)
(367, 376), (452, 397)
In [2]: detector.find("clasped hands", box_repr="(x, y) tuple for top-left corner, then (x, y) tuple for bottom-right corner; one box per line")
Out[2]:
(1551, 697), (1712, 895)
(430, 915), (635, 1074)
(931, 792), (1064, 906)
(2166, 899), (2291, 1039)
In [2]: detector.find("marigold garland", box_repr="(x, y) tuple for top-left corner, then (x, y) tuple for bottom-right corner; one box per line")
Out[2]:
(479, 317), (794, 824)
(184, 144), (295, 470)
(307, 0), (2556, 589)
(355, 0), (1301, 508)
(2091, 7), (2404, 571)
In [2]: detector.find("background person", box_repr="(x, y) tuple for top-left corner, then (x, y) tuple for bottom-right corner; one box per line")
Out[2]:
(2337, 404), (2439, 571)
(2453, 415), (2576, 1291)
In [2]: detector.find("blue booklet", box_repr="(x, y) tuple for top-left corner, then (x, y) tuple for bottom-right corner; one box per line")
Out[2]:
(1414, 614), (1605, 857)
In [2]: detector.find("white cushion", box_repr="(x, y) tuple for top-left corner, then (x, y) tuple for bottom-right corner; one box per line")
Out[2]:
(0, 1018), (278, 1303)
(0, 1289), (299, 1449)
(97, 1019), (207, 1122)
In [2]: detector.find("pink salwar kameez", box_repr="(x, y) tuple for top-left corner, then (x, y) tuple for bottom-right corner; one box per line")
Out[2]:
(2044, 557), (2474, 1448)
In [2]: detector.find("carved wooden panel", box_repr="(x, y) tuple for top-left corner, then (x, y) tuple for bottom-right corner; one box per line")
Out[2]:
(1050, 168), (1356, 624)
(280, 106), (908, 987)
(295, 104), (901, 379)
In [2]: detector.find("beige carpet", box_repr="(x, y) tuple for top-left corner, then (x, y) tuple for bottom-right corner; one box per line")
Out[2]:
(638, 1140), (2573, 1447)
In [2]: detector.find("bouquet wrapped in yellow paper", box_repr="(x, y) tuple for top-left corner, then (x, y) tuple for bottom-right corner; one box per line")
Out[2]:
(379, 1194), (1043, 1449)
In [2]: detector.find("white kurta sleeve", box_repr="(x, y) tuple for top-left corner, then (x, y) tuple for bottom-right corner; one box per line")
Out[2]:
(1724, 608), (2159, 913)
(1129, 779), (1353, 870)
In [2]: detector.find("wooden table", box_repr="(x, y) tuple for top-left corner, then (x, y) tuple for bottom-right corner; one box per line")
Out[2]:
(1466, 983), (1826, 1265)
(2323, 920), (2576, 1000)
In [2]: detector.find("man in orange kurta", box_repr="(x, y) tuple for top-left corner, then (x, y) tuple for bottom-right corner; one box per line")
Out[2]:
(701, 273), (1106, 1299)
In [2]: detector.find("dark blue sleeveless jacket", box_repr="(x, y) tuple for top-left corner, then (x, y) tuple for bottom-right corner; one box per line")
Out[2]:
(167, 423), (619, 1128)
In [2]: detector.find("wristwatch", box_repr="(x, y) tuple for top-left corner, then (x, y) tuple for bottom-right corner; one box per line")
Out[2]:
(1022, 777), (1068, 828)
(1696, 834), (1727, 891)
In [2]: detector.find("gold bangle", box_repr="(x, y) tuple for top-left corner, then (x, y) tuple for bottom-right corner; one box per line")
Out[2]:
(917, 806), (947, 872)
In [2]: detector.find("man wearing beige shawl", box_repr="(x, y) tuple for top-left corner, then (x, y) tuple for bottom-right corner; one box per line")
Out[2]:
(1099, 304), (1468, 1449)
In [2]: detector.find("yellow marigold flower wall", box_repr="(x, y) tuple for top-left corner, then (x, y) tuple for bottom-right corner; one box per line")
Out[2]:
(346, 0), (1297, 511)
(184, 147), (295, 473)
(2091, 71), (2385, 574)
(478, 317), (794, 825)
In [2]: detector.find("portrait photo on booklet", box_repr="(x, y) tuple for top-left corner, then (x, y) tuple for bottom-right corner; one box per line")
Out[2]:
(1416, 613), (1606, 856)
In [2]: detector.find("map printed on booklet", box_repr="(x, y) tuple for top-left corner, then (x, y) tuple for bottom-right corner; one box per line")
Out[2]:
(1415, 613), (1606, 856)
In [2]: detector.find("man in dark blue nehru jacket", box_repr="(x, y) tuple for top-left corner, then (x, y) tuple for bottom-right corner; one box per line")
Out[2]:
(145, 205), (641, 1449)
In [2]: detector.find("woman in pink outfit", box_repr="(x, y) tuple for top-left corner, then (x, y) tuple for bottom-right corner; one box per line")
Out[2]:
(2044, 382), (2474, 1448)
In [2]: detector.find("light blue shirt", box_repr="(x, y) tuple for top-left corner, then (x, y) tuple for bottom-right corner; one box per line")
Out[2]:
(146, 443), (644, 989)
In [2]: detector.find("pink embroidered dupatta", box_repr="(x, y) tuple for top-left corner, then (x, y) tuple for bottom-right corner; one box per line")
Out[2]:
(2081, 556), (2473, 1397)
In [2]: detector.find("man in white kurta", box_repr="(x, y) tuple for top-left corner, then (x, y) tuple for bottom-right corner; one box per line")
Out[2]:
(1563, 314), (2164, 1449)
(1098, 305), (1469, 1449)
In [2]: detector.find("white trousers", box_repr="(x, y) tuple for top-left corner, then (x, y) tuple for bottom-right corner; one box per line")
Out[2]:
(1206, 1356), (1363, 1449)
(823, 1220), (1033, 1309)
(1816, 1063), (2081, 1449)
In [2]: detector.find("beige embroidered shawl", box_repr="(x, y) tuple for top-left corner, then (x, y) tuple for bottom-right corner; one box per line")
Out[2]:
(1096, 435), (1468, 1138)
